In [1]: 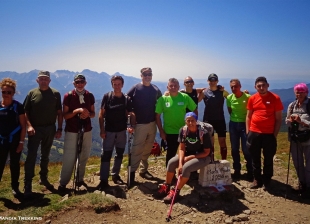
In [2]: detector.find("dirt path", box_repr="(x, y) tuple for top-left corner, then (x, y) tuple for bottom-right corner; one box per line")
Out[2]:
(41, 158), (310, 224)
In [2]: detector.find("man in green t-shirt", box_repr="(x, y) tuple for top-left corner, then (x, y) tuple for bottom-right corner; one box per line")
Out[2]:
(226, 79), (252, 180)
(156, 78), (197, 165)
(23, 71), (63, 198)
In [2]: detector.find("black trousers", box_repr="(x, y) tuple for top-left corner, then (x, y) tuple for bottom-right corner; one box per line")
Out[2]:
(0, 133), (22, 188)
(246, 131), (277, 182)
(165, 134), (179, 167)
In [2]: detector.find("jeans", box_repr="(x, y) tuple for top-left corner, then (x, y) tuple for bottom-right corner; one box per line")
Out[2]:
(229, 121), (252, 172)
(100, 130), (126, 181)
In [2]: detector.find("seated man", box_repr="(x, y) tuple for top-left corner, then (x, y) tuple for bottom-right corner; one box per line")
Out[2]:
(154, 112), (212, 203)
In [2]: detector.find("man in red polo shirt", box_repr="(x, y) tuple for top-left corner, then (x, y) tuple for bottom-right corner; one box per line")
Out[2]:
(246, 76), (283, 190)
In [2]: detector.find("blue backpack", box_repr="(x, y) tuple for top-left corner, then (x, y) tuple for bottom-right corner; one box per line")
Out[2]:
(0, 100), (21, 144)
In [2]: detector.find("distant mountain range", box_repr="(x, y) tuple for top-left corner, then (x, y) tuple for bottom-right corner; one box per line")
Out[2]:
(1, 69), (308, 105)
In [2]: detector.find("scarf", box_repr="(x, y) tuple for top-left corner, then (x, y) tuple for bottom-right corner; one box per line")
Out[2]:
(75, 88), (86, 104)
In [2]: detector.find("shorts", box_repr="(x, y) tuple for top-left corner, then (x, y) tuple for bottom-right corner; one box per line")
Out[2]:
(205, 119), (226, 137)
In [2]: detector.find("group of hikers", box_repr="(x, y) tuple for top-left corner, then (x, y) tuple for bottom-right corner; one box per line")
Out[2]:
(0, 67), (309, 203)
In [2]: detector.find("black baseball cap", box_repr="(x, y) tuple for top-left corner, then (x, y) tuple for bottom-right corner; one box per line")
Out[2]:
(74, 74), (86, 81)
(208, 73), (218, 81)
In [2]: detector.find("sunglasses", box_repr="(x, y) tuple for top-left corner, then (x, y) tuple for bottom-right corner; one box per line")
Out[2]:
(295, 91), (306, 94)
(142, 73), (152, 77)
(75, 80), (85, 84)
(184, 80), (194, 84)
(2, 91), (13, 95)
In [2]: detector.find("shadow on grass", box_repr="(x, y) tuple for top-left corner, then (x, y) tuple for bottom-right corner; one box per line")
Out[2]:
(0, 192), (51, 211)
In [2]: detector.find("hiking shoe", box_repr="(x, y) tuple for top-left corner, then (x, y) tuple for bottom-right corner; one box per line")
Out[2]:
(245, 172), (254, 182)
(249, 179), (263, 189)
(12, 188), (23, 198)
(77, 181), (88, 188)
(24, 182), (32, 199)
(139, 171), (154, 180)
(97, 181), (109, 191)
(153, 183), (170, 199)
(58, 185), (67, 192)
(39, 179), (54, 190)
(112, 175), (125, 185)
(163, 188), (180, 204)
(301, 187), (310, 199)
(263, 179), (271, 191)
(231, 170), (241, 180)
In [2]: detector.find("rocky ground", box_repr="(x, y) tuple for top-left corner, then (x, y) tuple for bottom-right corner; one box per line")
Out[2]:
(41, 157), (310, 224)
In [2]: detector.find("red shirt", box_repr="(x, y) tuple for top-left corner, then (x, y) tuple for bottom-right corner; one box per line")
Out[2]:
(63, 90), (95, 133)
(247, 91), (283, 134)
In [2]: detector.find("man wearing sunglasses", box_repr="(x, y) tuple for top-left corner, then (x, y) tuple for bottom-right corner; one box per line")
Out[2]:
(23, 71), (63, 198)
(199, 73), (229, 160)
(58, 74), (95, 191)
(126, 67), (162, 185)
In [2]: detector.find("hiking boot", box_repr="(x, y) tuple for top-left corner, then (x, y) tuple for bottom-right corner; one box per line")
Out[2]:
(301, 187), (310, 199)
(57, 185), (67, 192)
(263, 179), (271, 191)
(249, 179), (263, 189)
(231, 170), (241, 180)
(139, 171), (154, 180)
(77, 181), (88, 188)
(12, 188), (23, 198)
(245, 172), (254, 182)
(112, 175), (125, 185)
(39, 179), (54, 190)
(163, 188), (180, 204)
(153, 183), (170, 199)
(299, 182), (307, 192)
(97, 181), (109, 191)
(24, 182), (32, 199)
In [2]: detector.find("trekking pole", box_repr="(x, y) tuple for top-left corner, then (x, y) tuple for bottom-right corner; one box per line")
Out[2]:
(285, 141), (292, 200)
(127, 115), (133, 188)
(73, 114), (84, 191)
(166, 175), (182, 222)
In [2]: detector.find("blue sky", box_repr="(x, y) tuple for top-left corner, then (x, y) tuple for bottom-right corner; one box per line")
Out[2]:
(0, 0), (309, 82)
